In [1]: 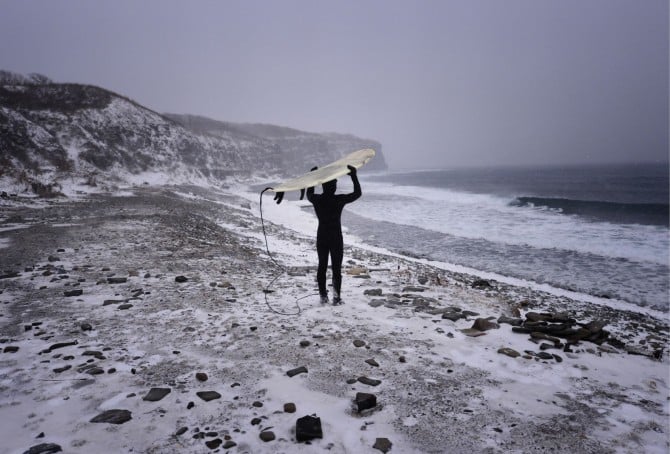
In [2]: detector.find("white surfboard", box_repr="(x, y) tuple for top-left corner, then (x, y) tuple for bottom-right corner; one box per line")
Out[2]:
(268, 148), (375, 193)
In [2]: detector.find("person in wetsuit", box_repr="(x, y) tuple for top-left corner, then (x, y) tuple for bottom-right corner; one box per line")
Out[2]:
(306, 165), (361, 305)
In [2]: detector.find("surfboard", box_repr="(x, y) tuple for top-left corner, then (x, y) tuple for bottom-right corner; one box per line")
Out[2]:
(268, 148), (375, 193)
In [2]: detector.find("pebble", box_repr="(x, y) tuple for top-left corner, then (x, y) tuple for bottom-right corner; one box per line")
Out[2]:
(284, 402), (296, 413)
(195, 372), (208, 382)
(353, 339), (366, 348)
(143, 388), (171, 402)
(497, 348), (521, 358)
(90, 409), (132, 424)
(286, 366), (308, 377)
(23, 443), (62, 454)
(373, 437), (393, 453)
(357, 376), (382, 386)
(196, 391), (221, 402)
(365, 358), (379, 367)
(259, 431), (275, 442)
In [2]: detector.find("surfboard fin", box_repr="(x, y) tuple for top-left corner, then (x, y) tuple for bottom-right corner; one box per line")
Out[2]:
(273, 191), (285, 204)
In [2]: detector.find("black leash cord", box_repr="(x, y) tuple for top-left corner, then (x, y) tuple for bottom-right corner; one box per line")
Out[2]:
(259, 188), (318, 315)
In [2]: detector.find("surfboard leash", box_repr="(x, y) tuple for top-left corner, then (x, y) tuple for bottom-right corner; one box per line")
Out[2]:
(259, 188), (318, 316)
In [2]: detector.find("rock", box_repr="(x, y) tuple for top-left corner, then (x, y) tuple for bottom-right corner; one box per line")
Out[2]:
(252, 401), (263, 408)
(472, 318), (499, 331)
(402, 286), (426, 292)
(536, 352), (554, 360)
(460, 328), (487, 337)
(205, 438), (222, 449)
(353, 339), (366, 348)
(373, 438), (393, 453)
(48, 255), (60, 262)
(175, 275), (188, 283)
(284, 402), (297, 413)
(63, 289), (83, 297)
(364, 289), (383, 296)
(143, 388), (171, 402)
(365, 358), (379, 367)
(187, 401), (194, 409)
(82, 350), (105, 360)
(355, 392), (377, 412)
(369, 300), (385, 308)
(80, 323), (93, 331)
(497, 315), (523, 326)
(250, 417), (262, 425)
(223, 441), (237, 449)
(53, 365), (71, 373)
(107, 277), (127, 284)
(525, 312), (553, 322)
(286, 366), (308, 377)
(529, 332), (562, 345)
(3, 346), (19, 353)
(90, 409), (132, 424)
(471, 279), (491, 289)
(23, 443), (62, 454)
(195, 372), (208, 382)
(196, 391), (221, 402)
(86, 367), (105, 375)
(299, 340), (311, 347)
(118, 303), (133, 310)
(175, 427), (188, 436)
(103, 299), (125, 306)
(296, 415), (323, 442)
(357, 376), (381, 386)
(461, 310), (480, 317)
(497, 347), (520, 358)
(442, 312), (465, 322)
(259, 431), (276, 442)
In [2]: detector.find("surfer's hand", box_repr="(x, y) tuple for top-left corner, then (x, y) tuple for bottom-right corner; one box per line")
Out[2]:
(347, 165), (357, 175)
(310, 166), (318, 171)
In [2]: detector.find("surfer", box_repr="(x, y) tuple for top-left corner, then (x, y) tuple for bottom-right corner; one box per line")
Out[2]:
(307, 165), (361, 305)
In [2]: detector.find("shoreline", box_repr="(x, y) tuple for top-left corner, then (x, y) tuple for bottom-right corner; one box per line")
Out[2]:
(0, 184), (668, 453)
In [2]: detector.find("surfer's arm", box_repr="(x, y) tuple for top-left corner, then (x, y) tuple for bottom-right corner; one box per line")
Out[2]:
(344, 165), (361, 203)
(306, 166), (318, 202)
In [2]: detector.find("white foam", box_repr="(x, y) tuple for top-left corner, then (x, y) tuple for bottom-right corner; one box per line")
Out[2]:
(349, 181), (668, 265)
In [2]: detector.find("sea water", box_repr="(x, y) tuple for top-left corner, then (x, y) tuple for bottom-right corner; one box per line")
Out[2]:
(341, 163), (669, 311)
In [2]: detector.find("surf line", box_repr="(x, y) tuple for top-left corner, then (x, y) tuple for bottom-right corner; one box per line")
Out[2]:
(258, 149), (376, 315)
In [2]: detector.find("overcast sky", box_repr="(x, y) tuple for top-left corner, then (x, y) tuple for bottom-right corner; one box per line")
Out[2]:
(1, 0), (667, 169)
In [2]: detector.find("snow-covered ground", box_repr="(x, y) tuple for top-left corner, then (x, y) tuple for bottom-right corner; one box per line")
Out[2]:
(0, 184), (668, 454)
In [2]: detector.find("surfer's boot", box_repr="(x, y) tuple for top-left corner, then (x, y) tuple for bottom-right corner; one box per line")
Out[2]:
(320, 294), (329, 304)
(332, 292), (343, 305)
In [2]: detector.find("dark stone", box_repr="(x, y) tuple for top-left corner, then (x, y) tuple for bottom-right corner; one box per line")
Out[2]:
(402, 286), (426, 292)
(3, 346), (19, 353)
(252, 401), (263, 408)
(86, 367), (105, 375)
(296, 415), (323, 442)
(223, 441), (237, 449)
(364, 288), (383, 296)
(187, 401), (194, 409)
(143, 388), (171, 402)
(471, 279), (491, 289)
(63, 289), (83, 297)
(53, 364), (71, 373)
(442, 312), (465, 322)
(48, 255), (60, 262)
(472, 318), (499, 331)
(196, 391), (221, 402)
(107, 277), (127, 284)
(175, 275), (188, 283)
(373, 438), (393, 453)
(196, 372), (208, 382)
(42, 341), (77, 353)
(205, 439), (222, 449)
(23, 443), (62, 454)
(82, 350), (105, 360)
(497, 316), (523, 326)
(259, 431), (275, 442)
(80, 323), (93, 331)
(299, 340), (311, 347)
(497, 348), (520, 358)
(284, 402), (296, 413)
(355, 392), (377, 412)
(0, 271), (20, 279)
(358, 376), (381, 386)
(353, 339), (366, 348)
(552, 354), (563, 363)
(536, 352), (554, 360)
(118, 303), (133, 310)
(90, 409), (132, 424)
(365, 358), (379, 367)
(175, 427), (188, 436)
(251, 417), (262, 425)
(286, 366), (308, 377)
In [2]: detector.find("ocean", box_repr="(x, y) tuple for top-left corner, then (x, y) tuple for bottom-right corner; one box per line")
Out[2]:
(340, 162), (669, 311)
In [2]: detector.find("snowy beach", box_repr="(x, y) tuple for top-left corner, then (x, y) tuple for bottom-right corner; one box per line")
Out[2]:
(0, 184), (668, 454)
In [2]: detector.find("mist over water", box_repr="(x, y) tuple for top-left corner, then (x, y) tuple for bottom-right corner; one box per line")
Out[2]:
(343, 164), (669, 310)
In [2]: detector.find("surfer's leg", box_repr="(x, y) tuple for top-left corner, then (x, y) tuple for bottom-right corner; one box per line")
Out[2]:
(316, 237), (329, 298)
(331, 235), (344, 303)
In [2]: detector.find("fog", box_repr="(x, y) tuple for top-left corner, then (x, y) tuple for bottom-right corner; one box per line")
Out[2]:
(1, 0), (667, 169)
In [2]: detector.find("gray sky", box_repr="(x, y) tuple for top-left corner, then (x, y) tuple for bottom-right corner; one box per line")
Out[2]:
(1, 0), (668, 169)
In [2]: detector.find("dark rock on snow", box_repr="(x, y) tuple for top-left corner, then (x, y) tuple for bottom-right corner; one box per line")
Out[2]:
(90, 409), (132, 424)
(143, 387), (171, 402)
(296, 415), (323, 442)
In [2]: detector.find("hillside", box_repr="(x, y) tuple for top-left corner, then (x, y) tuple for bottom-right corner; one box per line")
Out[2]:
(0, 71), (386, 197)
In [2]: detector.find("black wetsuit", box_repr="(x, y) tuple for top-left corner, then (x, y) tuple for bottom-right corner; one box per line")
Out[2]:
(307, 172), (361, 298)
